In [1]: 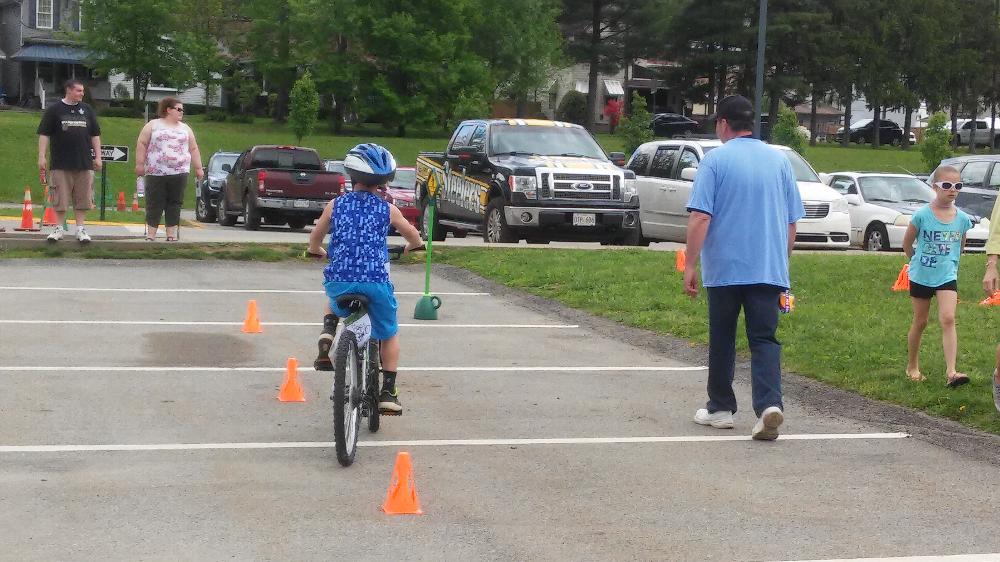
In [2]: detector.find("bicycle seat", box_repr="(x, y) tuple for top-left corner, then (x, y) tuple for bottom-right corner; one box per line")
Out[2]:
(336, 293), (369, 311)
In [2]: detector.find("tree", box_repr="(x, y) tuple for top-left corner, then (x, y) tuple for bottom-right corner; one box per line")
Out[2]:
(77, 0), (185, 112)
(617, 91), (653, 157)
(241, 0), (298, 122)
(772, 103), (806, 155)
(174, 0), (229, 108)
(289, 72), (319, 143)
(556, 90), (588, 125)
(293, 0), (361, 133)
(921, 112), (953, 172)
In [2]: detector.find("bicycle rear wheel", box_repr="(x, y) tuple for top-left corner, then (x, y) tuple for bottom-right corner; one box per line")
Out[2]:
(333, 331), (362, 466)
(366, 340), (381, 433)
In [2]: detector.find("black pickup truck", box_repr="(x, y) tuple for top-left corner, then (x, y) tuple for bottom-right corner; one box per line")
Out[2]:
(415, 119), (642, 244)
(217, 145), (346, 231)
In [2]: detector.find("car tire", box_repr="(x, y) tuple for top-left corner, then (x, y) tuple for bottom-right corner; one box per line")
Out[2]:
(864, 223), (889, 252)
(287, 219), (308, 231)
(243, 197), (261, 231)
(420, 199), (446, 242)
(484, 198), (518, 243)
(195, 194), (216, 223)
(217, 191), (237, 227)
(620, 221), (650, 247)
(890, 136), (901, 147)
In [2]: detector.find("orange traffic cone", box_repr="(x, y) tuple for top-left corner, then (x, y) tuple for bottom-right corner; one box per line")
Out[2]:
(131, 192), (140, 212)
(242, 299), (262, 333)
(675, 249), (686, 272)
(40, 185), (57, 226)
(116, 191), (126, 211)
(277, 357), (306, 402)
(14, 186), (40, 232)
(980, 291), (1000, 307)
(892, 264), (910, 292)
(382, 452), (423, 515)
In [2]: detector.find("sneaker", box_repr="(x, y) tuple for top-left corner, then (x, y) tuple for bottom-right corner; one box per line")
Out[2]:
(378, 388), (403, 414)
(314, 333), (334, 371)
(752, 406), (784, 441)
(46, 226), (64, 243)
(76, 227), (91, 244)
(693, 408), (734, 429)
(993, 369), (999, 414)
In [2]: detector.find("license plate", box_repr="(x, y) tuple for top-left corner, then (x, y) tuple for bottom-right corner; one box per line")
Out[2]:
(293, 199), (310, 208)
(573, 213), (596, 227)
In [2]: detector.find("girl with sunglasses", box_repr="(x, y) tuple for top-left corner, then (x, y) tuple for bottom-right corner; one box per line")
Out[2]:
(902, 165), (974, 387)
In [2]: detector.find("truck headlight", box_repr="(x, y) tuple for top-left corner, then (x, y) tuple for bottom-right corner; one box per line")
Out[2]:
(830, 197), (848, 213)
(893, 214), (911, 226)
(624, 178), (637, 201)
(208, 179), (223, 190)
(508, 175), (537, 199)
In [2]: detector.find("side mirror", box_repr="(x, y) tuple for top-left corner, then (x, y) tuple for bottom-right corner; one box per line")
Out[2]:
(818, 173), (831, 185)
(609, 152), (627, 167)
(845, 194), (862, 206)
(680, 167), (698, 181)
(222, 164), (232, 172)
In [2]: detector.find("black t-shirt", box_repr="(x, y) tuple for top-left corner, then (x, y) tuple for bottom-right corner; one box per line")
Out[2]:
(37, 100), (101, 170)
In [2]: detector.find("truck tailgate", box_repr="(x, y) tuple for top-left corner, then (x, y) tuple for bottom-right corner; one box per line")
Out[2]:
(259, 169), (342, 200)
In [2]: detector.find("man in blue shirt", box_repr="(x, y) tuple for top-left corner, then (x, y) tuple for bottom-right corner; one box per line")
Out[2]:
(683, 95), (806, 440)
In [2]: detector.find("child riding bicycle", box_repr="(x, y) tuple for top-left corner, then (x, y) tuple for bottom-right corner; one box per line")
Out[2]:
(307, 143), (422, 413)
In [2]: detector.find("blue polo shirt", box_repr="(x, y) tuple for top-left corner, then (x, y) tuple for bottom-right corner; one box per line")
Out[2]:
(686, 137), (805, 288)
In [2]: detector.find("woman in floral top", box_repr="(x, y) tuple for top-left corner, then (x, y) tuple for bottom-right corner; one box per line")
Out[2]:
(134, 97), (203, 241)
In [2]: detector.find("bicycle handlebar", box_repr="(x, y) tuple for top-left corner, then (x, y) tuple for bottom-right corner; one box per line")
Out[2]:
(388, 244), (426, 260)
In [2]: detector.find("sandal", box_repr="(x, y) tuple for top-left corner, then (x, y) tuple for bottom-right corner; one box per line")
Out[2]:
(947, 373), (970, 388)
(907, 371), (926, 382)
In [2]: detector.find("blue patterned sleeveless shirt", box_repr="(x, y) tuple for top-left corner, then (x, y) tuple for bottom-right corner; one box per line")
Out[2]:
(323, 191), (391, 283)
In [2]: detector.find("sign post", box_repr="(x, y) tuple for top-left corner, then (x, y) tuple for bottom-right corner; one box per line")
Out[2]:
(99, 145), (129, 221)
(413, 171), (442, 321)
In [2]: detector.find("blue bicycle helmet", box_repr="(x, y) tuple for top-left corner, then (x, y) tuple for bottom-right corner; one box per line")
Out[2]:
(343, 143), (397, 186)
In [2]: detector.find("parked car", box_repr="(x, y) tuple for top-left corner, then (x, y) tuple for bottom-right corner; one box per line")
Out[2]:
(382, 166), (420, 232)
(938, 154), (1000, 219)
(834, 119), (905, 145)
(323, 159), (352, 193)
(953, 118), (1000, 148)
(627, 139), (851, 248)
(650, 113), (700, 138)
(218, 145), (346, 231)
(824, 172), (989, 251)
(195, 151), (239, 223)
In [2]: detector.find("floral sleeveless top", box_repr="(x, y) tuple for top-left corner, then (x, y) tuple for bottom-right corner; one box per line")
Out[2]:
(323, 191), (391, 283)
(145, 120), (192, 176)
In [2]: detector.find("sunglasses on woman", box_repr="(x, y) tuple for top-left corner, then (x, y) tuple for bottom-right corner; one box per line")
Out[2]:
(171, 107), (184, 113)
(933, 181), (963, 191)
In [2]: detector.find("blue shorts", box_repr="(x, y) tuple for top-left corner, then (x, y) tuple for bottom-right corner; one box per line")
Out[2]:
(324, 280), (398, 340)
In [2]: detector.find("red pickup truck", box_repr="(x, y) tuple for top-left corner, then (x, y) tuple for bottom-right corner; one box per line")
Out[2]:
(217, 145), (345, 230)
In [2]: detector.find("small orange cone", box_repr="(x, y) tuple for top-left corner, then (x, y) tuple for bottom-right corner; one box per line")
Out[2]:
(675, 249), (686, 272)
(892, 264), (910, 292)
(14, 186), (40, 232)
(40, 185), (57, 226)
(382, 452), (423, 515)
(277, 357), (306, 402)
(116, 191), (126, 211)
(242, 299), (262, 333)
(131, 192), (140, 212)
(980, 291), (1000, 307)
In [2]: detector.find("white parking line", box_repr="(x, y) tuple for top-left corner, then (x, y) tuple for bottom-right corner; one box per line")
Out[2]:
(790, 554), (1000, 562)
(0, 286), (489, 296)
(0, 365), (707, 372)
(0, 433), (909, 453)
(0, 320), (578, 328)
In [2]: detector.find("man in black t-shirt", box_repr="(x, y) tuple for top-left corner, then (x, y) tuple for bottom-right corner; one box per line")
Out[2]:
(37, 79), (103, 243)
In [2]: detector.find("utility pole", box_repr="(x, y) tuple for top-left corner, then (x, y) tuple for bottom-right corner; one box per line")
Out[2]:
(753, 0), (768, 138)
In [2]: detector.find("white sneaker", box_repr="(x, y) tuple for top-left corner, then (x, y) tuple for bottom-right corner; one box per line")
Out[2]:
(752, 406), (784, 441)
(693, 408), (734, 429)
(76, 227), (91, 244)
(46, 226), (64, 242)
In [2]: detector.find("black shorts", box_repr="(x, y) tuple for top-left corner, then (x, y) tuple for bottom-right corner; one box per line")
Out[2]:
(909, 280), (958, 299)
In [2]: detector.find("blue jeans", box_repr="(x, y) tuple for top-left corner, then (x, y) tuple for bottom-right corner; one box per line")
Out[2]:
(706, 284), (784, 417)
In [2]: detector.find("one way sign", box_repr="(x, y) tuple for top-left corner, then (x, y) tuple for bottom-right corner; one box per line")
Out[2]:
(100, 145), (129, 163)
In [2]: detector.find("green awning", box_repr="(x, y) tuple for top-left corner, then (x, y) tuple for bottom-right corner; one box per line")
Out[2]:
(12, 45), (88, 64)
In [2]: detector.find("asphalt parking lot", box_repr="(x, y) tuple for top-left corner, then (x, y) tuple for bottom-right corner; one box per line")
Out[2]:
(2, 259), (1000, 561)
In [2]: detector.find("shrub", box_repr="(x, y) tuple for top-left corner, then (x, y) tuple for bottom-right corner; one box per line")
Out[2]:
(921, 112), (953, 172)
(772, 103), (807, 155)
(205, 110), (228, 122)
(618, 92), (654, 158)
(230, 113), (255, 124)
(289, 72), (320, 143)
(556, 90), (587, 126)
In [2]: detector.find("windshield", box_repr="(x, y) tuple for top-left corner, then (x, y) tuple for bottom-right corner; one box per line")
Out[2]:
(209, 154), (238, 174)
(489, 124), (608, 160)
(779, 149), (821, 182)
(858, 176), (934, 203)
(389, 169), (416, 189)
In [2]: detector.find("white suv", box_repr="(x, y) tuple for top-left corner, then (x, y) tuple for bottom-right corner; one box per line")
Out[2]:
(628, 139), (851, 248)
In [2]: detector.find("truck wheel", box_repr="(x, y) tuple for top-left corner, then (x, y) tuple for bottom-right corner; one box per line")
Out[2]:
(420, 200), (446, 242)
(450, 229), (467, 239)
(217, 191), (237, 227)
(243, 197), (261, 231)
(287, 219), (308, 231)
(620, 222), (650, 247)
(196, 195), (216, 223)
(484, 199), (518, 243)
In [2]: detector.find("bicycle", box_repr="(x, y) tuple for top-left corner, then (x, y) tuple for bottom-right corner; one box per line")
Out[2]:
(315, 244), (421, 466)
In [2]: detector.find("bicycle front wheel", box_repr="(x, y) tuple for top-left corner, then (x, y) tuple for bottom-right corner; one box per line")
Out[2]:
(333, 331), (362, 466)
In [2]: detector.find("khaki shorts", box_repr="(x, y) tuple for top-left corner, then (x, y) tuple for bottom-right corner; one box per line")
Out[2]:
(49, 169), (94, 212)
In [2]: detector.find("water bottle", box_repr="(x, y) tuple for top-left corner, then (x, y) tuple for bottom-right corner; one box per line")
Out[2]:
(779, 290), (795, 314)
